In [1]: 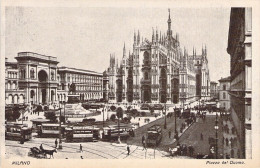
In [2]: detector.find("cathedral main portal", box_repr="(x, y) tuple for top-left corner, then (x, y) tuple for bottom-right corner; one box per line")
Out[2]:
(141, 85), (151, 103)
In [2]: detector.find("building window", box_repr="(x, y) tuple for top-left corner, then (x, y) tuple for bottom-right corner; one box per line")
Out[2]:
(20, 69), (26, 79)
(223, 84), (226, 90)
(51, 71), (55, 80)
(223, 92), (226, 99)
(30, 68), (35, 79)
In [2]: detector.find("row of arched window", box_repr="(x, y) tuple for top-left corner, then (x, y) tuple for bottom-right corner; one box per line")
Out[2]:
(7, 71), (18, 79)
(6, 81), (17, 90)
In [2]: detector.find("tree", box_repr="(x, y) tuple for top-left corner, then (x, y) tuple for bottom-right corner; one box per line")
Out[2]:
(12, 105), (21, 120)
(44, 112), (57, 122)
(110, 114), (116, 121)
(141, 112), (146, 116)
(116, 107), (124, 143)
(110, 106), (116, 111)
(130, 109), (138, 116)
(69, 83), (76, 93)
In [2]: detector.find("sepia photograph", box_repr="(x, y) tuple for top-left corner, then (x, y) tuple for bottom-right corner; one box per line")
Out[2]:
(1, 0), (260, 167)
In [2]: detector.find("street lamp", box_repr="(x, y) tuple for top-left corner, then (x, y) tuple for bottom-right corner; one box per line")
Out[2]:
(164, 103), (167, 129)
(174, 106), (178, 143)
(58, 102), (62, 149)
(214, 114), (219, 159)
(103, 106), (105, 128)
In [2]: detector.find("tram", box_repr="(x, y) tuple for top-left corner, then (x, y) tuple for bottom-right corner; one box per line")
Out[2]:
(146, 125), (162, 146)
(102, 125), (134, 140)
(37, 123), (66, 138)
(65, 125), (100, 142)
(5, 123), (32, 141)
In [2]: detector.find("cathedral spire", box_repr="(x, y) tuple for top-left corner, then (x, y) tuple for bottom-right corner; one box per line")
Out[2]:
(137, 30), (140, 45)
(152, 27), (155, 44)
(156, 27), (158, 43)
(167, 8), (172, 37)
(202, 44), (204, 55)
(134, 30), (136, 45)
(123, 42), (126, 58)
(160, 31), (162, 43)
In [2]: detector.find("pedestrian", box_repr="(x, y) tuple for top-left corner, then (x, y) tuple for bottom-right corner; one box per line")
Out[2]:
(80, 144), (83, 152)
(40, 144), (44, 151)
(55, 139), (58, 148)
(237, 149), (240, 158)
(127, 145), (130, 155)
(183, 145), (187, 156)
(142, 136), (146, 151)
(231, 149), (234, 158)
(230, 137), (234, 148)
(200, 133), (203, 141)
(191, 146), (194, 156)
(226, 138), (229, 146)
(188, 145), (192, 156)
(169, 131), (171, 138)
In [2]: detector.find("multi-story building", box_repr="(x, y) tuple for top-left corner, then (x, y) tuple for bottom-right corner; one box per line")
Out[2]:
(5, 52), (103, 105)
(179, 48), (196, 104)
(57, 66), (103, 103)
(218, 77), (231, 110)
(5, 58), (25, 104)
(5, 52), (59, 105)
(227, 7), (252, 159)
(210, 81), (218, 100)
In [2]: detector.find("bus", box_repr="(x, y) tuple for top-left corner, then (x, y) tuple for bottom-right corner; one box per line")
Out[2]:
(65, 126), (100, 142)
(37, 123), (66, 138)
(5, 123), (32, 141)
(146, 125), (162, 146)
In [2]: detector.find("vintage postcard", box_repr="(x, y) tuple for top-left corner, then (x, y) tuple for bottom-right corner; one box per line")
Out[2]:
(1, 0), (260, 168)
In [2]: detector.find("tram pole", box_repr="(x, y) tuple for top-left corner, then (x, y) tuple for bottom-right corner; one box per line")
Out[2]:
(58, 105), (62, 149)
(103, 106), (105, 128)
(164, 103), (167, 129)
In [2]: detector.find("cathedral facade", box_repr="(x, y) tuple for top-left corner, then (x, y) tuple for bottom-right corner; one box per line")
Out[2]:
(106, 10), (211, 104)
(106, 11), (181, 104)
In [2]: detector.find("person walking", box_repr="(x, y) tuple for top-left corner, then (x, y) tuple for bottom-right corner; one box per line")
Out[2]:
(40, 144), (44, 151)
(127, 145), (130, 155)
(226, 138), (229, 146)
(142, 135), (145, 150)
(80, 144), (83, 153)
(200, 133), (203, 141)
(55, 139), (58, 148)
(190, 145), (194, 156)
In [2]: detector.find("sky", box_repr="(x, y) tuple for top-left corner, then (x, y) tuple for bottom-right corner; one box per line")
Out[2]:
(5, 7), (231, 82)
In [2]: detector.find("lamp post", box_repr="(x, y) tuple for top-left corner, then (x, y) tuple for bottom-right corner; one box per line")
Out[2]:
(103, 106), (105, 128)
(164, 103), (167, 129)
(174, 106), (178, 143)
(63, 102), (66, 122)
(58, 104), (62, 149)
(214, 113), (219, 159)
